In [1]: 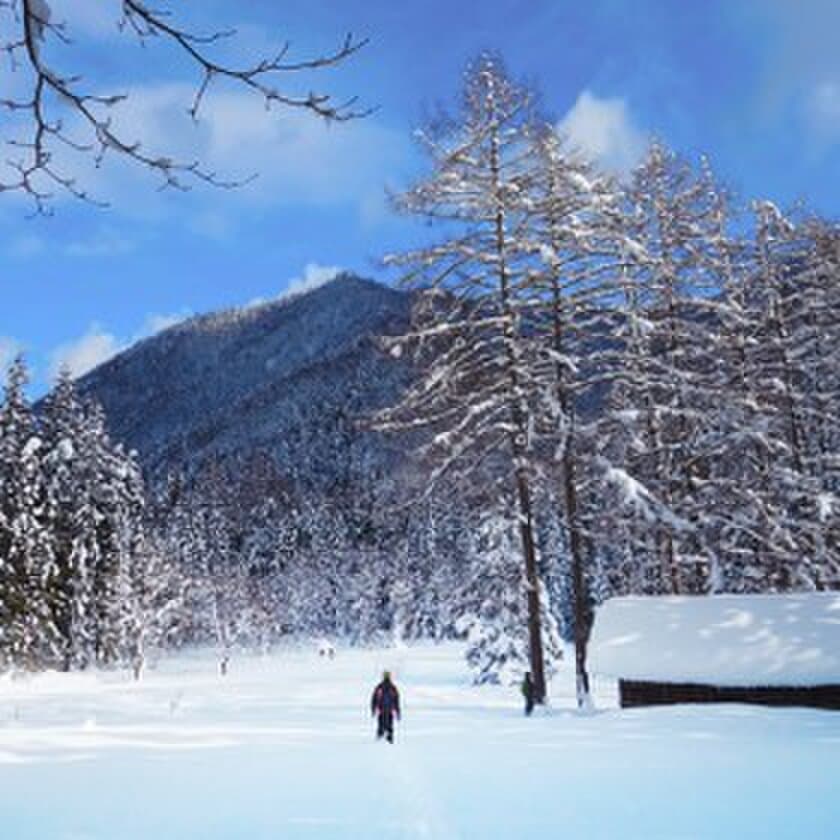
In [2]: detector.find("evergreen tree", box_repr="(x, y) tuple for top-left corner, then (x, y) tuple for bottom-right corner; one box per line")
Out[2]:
(0, 357), (61, 669)
(40, 371), (149, 669)
(457, 513), (563, 686)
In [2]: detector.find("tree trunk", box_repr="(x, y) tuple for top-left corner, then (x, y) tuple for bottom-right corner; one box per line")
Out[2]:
(562, 441), (591, 707)
(490, 119), (547, 702)
(547, 260), (590, 708)
(515, 467), (547, 703)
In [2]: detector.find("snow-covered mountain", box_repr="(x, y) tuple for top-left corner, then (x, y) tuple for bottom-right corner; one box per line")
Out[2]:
(68, 273), (488, 651)
(77, 273), (413, 484)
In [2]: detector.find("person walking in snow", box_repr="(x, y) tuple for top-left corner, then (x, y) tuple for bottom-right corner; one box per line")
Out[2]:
(521, 672), (536, 716)
(371, 671), (401, 743)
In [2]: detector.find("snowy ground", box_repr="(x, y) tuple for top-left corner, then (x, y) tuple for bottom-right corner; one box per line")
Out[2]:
(1, 643), (839, 839)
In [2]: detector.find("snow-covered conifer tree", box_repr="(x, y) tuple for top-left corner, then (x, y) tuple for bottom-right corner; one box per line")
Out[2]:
(0, 357), (61, 669)
(605, 143), (731, 594)
(41, 373), (148, 668)
(381, 54), (551, 700)
(524, 125), (623, 706)
(41, 369), (98, 668)
(743, 204), (840, 588)
(456, 513), (563, 686)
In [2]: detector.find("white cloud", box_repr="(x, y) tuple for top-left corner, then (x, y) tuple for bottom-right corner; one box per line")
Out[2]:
(806, 81), (840, 143)
(137, 311), (190, 337)
(7, 234), (45, 258)
(188, 210), (233, 240)
(48, 0), (123, 39)
(558, 90), (647, 174)
(280, 262), (342, 299)
(65, 229), (135, 258)
(200, 89), (408, 210)
(0, 337), (22, 373)
(81, 82), (408, 218)
(50, 326), (121, 381)
(47, 309), (190, 382)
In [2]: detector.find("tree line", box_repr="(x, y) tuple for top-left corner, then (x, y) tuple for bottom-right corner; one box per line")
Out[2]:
(1, 352), (553, 683)
(0, 359), (183, 675)
(378, 54), (840, 707)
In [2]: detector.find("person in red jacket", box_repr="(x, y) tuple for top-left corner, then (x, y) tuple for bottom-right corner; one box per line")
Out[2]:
(371, 671), (401, 743)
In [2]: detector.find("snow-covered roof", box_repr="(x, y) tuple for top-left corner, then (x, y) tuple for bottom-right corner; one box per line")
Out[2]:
(589, 593), (840, 687)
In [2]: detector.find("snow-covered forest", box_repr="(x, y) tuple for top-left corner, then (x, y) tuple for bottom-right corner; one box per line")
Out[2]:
(0, 360), (178, 676)
(379, 56), (839, 701)
(0, 56), (838, 700)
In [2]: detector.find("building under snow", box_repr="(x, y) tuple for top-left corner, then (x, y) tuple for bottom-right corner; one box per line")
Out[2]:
(588, 593), (840, 710)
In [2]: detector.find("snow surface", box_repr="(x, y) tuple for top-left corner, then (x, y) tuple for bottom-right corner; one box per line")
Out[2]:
(1, 643), (839, 839)
(589, 593), (840, 686)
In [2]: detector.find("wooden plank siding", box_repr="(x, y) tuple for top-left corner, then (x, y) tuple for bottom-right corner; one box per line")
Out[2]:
(619, 680), (840, 710)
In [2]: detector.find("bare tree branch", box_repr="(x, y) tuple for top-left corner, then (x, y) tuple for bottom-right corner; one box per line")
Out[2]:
(0, 0), (370, 213)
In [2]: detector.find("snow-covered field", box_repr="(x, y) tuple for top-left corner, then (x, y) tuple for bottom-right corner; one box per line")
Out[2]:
(1, 643), (839, 839)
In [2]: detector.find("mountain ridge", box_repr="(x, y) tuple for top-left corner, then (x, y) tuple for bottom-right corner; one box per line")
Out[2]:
(76, 273), (414, 483)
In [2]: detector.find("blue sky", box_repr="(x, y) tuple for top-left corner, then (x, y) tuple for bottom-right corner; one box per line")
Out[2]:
(2, 0), (840, 392)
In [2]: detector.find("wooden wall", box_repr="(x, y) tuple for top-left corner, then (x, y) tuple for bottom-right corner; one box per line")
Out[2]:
(618, 680), (840, 711)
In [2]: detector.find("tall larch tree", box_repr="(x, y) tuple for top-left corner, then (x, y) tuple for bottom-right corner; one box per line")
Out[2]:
(524, 125), (623, 706)
(380, 55), (552, 700)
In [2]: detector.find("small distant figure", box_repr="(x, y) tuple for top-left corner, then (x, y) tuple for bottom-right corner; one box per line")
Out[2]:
(220, 654), (229, 677)
(371, 670), (401, 744)
(521, 672), (536, 716)
(318, 639), (336, 659)
(132, 653), (144, 681)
